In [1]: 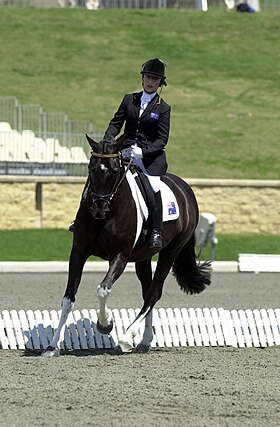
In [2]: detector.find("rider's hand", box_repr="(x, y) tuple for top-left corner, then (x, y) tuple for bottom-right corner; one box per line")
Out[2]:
(122, 148), (132, 159)
(131, 145), (143, 160)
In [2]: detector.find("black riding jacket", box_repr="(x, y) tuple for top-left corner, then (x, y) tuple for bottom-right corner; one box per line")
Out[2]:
(104, 91), (171, 176)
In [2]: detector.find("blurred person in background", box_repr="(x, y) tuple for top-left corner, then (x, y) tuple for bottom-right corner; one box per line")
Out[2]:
(236, 0), (256, 12)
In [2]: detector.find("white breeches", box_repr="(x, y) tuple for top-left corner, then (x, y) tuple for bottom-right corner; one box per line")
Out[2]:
(133, 159), (161, 192)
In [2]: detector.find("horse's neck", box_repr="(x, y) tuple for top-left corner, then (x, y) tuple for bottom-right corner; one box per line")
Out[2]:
(82, 177), (91, 202)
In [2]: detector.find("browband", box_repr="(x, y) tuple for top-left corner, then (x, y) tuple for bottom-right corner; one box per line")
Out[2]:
(91, 150), (121, 159)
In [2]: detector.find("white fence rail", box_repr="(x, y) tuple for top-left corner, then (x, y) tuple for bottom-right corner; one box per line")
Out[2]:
(1, 307), (280, 350)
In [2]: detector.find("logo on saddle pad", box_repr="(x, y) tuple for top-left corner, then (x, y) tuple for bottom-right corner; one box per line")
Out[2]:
(167, 201), (177, 215)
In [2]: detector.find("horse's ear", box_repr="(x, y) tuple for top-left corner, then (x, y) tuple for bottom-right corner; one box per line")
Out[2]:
(86, 134), (98, 150)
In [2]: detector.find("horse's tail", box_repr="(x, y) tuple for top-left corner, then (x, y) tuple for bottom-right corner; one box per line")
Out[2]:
(172, 234), (212, 295)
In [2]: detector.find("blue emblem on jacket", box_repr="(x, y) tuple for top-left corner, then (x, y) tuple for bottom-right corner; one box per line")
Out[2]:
(150, 112), (159, 120)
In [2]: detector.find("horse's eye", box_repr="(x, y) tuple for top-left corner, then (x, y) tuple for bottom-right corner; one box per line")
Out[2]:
(89, 164), (97, 172)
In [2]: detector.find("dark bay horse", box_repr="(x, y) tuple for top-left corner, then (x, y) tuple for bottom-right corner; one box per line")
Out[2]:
(43, 135), (211, 356)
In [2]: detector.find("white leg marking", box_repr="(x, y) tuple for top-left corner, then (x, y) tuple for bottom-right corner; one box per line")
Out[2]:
(119, 308), (152, 353)
(42, 297), (73, 357)
(97, 284), (112, 328)
(139, 310), (153, 347)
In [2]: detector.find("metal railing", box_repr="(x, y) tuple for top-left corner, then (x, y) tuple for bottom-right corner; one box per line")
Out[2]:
(0, 97), (103, 176)
(0, 0), (278, 10)
(0, 96), (94, 137)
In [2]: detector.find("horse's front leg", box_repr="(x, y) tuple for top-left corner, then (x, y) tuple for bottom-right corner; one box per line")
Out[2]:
(96, 252), (129, 335)
(42, 247), (87, 357)
(42, 296), (74, 357)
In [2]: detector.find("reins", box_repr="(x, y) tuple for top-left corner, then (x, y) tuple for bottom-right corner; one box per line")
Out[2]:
(110, 157), (133, 200)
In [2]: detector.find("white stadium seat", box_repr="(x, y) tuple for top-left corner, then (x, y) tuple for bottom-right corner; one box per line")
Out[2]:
(0, 123), (88, 173)
(0, 122), (12, 132)
(70, 146), (88, 164)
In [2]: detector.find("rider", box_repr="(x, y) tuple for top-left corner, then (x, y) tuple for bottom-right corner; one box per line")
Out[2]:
(103, 58), (171, 249)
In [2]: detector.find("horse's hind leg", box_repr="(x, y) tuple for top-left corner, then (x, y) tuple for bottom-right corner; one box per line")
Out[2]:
(42, 248), (87, 357)
(119, 259), (153, 353)
(135, 259), (154, 351)
(137, 246), (181, 319)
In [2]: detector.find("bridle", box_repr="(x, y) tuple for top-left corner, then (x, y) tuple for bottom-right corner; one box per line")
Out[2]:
(89, 149), (133, 206)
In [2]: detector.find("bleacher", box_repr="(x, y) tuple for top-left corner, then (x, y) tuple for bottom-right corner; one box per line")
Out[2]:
(0, 95), (103, 176)
(0, 122), (90, 176)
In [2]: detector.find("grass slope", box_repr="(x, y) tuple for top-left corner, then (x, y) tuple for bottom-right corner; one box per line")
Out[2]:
(0, 229), (279, 261)
(0, 8), (280, 179)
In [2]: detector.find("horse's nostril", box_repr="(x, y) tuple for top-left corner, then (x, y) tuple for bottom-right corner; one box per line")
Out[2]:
(89, 200), (110, 220)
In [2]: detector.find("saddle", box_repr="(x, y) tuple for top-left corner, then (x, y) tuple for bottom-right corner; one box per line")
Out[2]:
(129, 164), (155, 220)
(126, 166), (179, 247)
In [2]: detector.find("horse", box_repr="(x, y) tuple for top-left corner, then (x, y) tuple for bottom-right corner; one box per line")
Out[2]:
(42, 135), (211, 357)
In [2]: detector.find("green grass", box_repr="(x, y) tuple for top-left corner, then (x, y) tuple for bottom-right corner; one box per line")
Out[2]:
(0, 229), (279, 261)
(201, 233), (280, 261)
(0, 229), (73, 261)
(0, 8), (280, 179)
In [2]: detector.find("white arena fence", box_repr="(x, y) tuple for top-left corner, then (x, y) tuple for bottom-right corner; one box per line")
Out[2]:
(1, 307), (280, 350)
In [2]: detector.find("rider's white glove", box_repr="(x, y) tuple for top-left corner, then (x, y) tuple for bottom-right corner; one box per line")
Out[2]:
(131, 145), (143, 160)
(122, 148), (132, 159)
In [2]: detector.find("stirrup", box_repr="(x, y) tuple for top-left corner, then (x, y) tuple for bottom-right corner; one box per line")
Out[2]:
(149, 229), (162, 249)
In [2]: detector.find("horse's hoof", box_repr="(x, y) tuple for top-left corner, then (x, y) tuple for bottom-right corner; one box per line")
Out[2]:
(41, 346), (60, 358)
(118, 339), (134, 353)
(96, 319), (114, 335)
(136, 343), (151, 353)
(114, 345), (124, 355)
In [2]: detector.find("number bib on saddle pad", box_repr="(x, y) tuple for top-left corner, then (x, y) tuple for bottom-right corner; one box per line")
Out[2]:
(126, 169), (180, 247)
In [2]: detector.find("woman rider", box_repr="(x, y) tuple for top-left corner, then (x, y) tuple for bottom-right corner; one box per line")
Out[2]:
(103, 58), (171, 249)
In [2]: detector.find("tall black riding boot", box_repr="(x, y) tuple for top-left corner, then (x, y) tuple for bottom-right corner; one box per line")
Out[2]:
(149, 191), (163, 249)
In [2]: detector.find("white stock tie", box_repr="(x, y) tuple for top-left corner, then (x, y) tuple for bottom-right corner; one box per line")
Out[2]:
(140, 91), (155, 117)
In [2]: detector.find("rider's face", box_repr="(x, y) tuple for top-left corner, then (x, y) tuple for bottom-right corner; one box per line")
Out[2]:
(142, 74), (161, 93)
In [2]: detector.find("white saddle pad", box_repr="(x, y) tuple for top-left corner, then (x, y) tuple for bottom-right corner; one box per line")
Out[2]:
(126, 170), (179, 247)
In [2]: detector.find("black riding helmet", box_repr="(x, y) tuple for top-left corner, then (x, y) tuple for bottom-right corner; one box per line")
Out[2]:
(141, 58), (167, 86)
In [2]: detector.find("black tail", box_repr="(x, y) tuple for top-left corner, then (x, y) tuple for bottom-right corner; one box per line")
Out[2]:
(172, 234), (212, 295)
